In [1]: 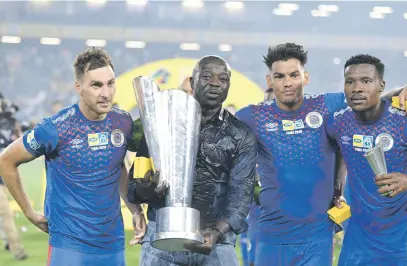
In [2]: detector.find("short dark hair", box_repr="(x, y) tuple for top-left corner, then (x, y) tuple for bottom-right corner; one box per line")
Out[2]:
(73, 47), (114, 80)
(263, 43), (308, 69)
(344, 54), (385, 79)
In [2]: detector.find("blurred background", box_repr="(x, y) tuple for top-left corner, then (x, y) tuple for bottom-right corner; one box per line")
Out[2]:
(0, 0), (406, 265)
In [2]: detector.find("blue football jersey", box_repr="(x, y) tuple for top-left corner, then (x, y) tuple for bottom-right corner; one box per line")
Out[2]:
(23, 104), (133, 254)
(236, 93), (347, 244)
(327, 100), (407, 256)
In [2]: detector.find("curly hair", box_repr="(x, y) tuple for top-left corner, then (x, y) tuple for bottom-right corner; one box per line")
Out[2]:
(263, 43), (308, 69)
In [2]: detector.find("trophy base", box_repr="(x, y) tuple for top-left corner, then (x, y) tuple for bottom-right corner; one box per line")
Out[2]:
(151, 206), (204, 252)
(151, 232), (204, 252)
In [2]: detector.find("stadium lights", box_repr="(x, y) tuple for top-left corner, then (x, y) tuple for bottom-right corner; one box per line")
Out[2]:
(86, 39), (107, 47)
(333, 57), (341, 65)
(126, 0), (147, 6)
(182, 0), (204, 9)
(274, 3), (298, 16)
(1, 36), (21, 44)
(311, 4), (338, 17)
(311, 9), (330, 17)
(40, 37), (61, 45)
(86, 0), (107, 3)
(273, 8), (293, 16)
(373, 6), (393, 14)
(403, 12), (407, 19)
(125, 41), (146, 48)
(219, 44), (232, 52)
(278, 3), (299, 11)
(318, 4), (339, 12)
(369, 12), (385, 19)
(404, 51), (407, 57)
(180, 43), (200, 51)
(224, 1), (244, 10)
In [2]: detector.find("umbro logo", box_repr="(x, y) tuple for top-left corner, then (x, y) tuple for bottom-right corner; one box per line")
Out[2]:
(265, 123), (278, 132)
(70, 138), (83, 149)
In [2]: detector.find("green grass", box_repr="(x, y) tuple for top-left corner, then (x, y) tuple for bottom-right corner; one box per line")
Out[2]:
(0, 158), (341, 265)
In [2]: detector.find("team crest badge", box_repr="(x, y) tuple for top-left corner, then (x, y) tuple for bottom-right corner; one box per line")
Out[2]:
(305, 112), (323, 129)
(375, 133), (394, 152)
(111, 129), (124, 148)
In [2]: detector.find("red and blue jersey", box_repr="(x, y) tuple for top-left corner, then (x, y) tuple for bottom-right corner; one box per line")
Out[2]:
(23, 103), (133, 254)
(236, 93), (347, 244)
(327, 100), (407, 256)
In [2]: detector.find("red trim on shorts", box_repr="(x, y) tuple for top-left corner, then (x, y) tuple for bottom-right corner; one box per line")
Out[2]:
(47, 245), (53, 266)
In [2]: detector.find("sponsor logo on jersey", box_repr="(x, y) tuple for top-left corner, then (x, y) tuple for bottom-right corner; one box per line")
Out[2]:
(282, 119), (304, 131)
(353, 134), (373, 149)
(88, 132), (109, 147)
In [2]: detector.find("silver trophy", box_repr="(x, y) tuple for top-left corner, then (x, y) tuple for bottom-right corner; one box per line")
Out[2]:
(364, 142), (393, 197)
(133, 76), (204, 252)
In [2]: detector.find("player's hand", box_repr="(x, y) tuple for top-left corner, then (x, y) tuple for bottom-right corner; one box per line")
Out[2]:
(375, 173), (407, 197)
(183, 228), (221, 255)
(332, 196), (346, 209)
(129, 211), (146, 246)
(26, 211), (48, 233)
(396, 85), (407, 110)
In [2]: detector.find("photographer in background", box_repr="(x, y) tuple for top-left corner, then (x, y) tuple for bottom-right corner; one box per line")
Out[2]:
(0, 96), (28, 260)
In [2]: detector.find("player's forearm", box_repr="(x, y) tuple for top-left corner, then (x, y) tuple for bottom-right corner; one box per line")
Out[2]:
(0, 165), (34, 217)
(121, 193), (143, 215)
(119, 164), (143, 214)
(334, 151), (347, 197)
(382, 86), (405, 100)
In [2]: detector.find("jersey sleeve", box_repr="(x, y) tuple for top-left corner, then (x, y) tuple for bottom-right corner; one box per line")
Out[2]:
(22, 118), (58, 157)
(235, 105), (256, 132)
(324, 92), (348, 114)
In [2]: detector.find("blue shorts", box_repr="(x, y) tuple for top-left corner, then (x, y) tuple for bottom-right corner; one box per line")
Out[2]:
(0, 177), (3, 185)
(47, 245), (125, 266)
(255, 238), (333, 266)
(339, 242), (407, 266)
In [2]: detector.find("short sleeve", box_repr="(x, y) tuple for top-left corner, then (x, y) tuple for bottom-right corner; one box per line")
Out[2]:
(22, 118), (58, 157)
(235, 105), (256, 132)
(325, 93), (348, 114)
